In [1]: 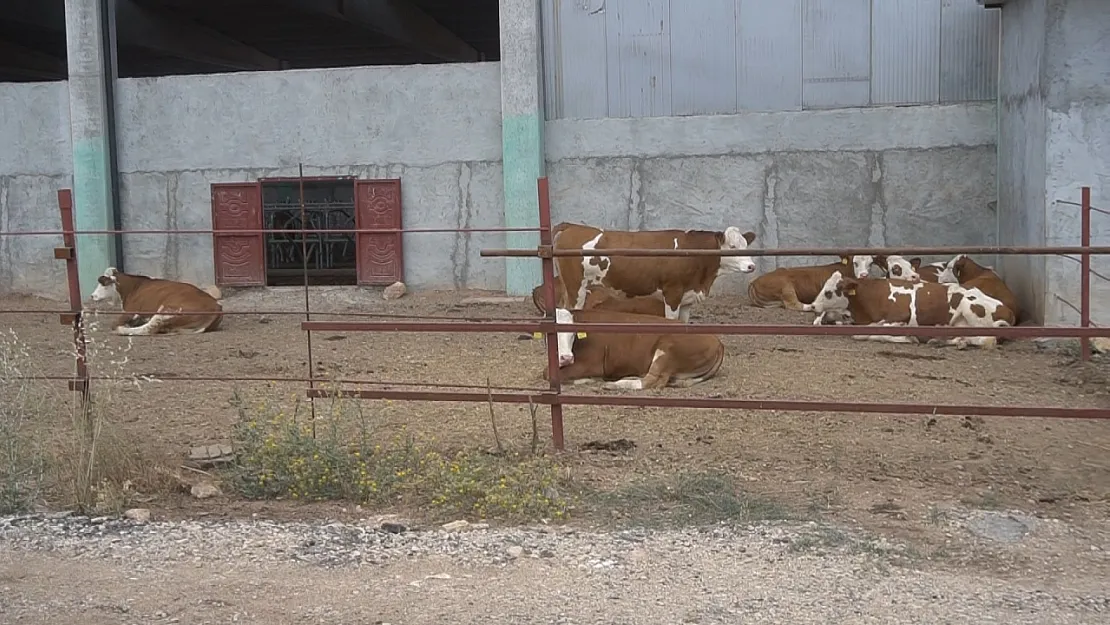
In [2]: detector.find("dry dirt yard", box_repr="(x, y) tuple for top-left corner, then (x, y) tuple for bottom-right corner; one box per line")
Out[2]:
(2, 285), (1109, 623)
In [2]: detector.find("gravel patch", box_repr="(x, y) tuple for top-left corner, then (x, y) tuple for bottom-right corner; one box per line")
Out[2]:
(2, 513), (1109, 624)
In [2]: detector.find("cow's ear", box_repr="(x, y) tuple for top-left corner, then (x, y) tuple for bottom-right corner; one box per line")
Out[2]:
(909, 257), (922, 268)
(741, 231), (756, 245)
(873, 255), (887, 266)
(842, 278), (859, 293)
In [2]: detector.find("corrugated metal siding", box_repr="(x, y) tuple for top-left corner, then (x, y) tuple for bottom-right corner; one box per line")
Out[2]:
(736, 0), (803, 112)
(871, 0), (942, 105)
(940, 0), (999, 102)
(801, 0), (871, 109)
(669, 0), (737, 116)
(605, 0), (672, 118)
(540, 0), (998, 120)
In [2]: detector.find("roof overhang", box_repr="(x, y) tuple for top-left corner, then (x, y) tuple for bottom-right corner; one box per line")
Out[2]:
(977, 0), (1009, 8)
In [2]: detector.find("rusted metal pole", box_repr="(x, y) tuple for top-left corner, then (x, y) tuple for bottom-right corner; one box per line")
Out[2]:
(301, 319), (1110, 339)
(1081, 186), (1092, 362)
(537, 177), (565, 451)
(480, 245), (1110, 258)
(298, 164), (318, 430)
(55, 190), (91, 417)
(304, 388), (1110, 421)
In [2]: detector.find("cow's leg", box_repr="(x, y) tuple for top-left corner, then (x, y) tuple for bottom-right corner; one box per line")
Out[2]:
(851, 322), (916, 343)
(678, 306), (692, 323)
(603, 349), (673, 390)
(661, 288), (683, 321)
(114, 309), (173, 336)
(782, 285), (809, 311)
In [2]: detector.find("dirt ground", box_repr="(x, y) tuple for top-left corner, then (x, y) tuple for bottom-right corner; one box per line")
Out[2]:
(2, 286), (1109, 568)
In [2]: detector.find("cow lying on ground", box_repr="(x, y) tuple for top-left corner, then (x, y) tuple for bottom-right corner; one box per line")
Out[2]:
(938, 254), (1021, 323)
(747, 255), (879, 310)
(550, 222), (757, 322)
(808, 270), (1016, 349)
(89, 267), (224, 336)
(878, 255), (948, 282)
(542, 308), (725, 390)
(532, 276), (666, 317)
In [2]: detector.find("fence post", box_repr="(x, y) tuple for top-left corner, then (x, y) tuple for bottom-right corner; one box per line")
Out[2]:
(1080, 186), (1092, 362)
(55, 189), (92, 419)
(537, 177), (565, 451)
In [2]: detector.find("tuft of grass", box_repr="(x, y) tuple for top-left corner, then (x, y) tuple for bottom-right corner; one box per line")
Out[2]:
(224, 387), (575, 522)
(591, 470), (794, 528)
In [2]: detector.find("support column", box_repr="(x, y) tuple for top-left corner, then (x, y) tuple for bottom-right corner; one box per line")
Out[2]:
(65, 0), (119, 298)
(499, 0), (545, 295)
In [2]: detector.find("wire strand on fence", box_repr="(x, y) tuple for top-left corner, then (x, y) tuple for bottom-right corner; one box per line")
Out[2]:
(10, 374), (545, 393)
(1054, 294), (1103, 327)
(481, 245), (1110, 258)
(1057, 199), (1110, 217)
(1054, 254), (1110, 283)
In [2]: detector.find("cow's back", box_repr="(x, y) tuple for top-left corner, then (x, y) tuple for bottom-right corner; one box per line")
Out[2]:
(963, 274), (1020, 323)
(123, 279), (221, 314)
(568, 309), (676, 375)
(853, 279), (951, 326)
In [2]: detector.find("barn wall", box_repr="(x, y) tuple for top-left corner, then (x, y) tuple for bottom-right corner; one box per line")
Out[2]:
(545, 102), (998, 295)
(0, 81), (73, 298)
(111, 62), (505, 292)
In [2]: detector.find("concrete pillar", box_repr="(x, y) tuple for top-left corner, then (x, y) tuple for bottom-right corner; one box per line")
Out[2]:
(65, 0), (118, 298)
(499, 0), (545, 295)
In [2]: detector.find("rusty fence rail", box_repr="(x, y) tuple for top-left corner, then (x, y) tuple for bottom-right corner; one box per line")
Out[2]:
(8, 174), (1108, 452)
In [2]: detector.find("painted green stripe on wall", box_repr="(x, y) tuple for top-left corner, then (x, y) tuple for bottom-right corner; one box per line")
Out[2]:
(72, 137), (117, 299)
(502, 112), (544, 296)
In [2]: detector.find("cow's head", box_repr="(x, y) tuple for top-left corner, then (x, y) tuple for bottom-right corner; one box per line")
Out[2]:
(90, 267), (120, 302)
(811, 271), (857, 316)
(719, 227), (757, 274)
(937, 254), (967, 284)
(884, 255), (922, 281)
(553, 307), (578, 367)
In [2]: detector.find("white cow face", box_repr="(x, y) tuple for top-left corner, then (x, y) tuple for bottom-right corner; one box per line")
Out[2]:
(851, 255), (876, 279)
(554, 307), (577, 366)
(937, 255), (965, 284)
(884, 255), (922, 281)
(811, 271), (856, 316)
(719, 227), (757, 274)
(90, 267), (120, 302)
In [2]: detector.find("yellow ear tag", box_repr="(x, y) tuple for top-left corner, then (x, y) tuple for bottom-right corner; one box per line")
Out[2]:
(576, 332), (588, 339)
(532, 332), (543, 339)
(847, 289), (857, 296)
(841, 258), (849, 265)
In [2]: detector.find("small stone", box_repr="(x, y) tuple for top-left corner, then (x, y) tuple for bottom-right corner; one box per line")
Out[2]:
(123, 508), (151, 523)
(507, 545), (524, 558)
(441, 520), (469, 531)
(380, 522), (407, 534)
(382, 282), (407, 300)
(190, 482), (221, 499)
(258, 315), (271, 324)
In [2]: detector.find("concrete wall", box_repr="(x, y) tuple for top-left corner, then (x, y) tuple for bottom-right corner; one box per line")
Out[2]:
(997, 0), (1048, 323)
(545, 102), (998, 296)
(1041, 0), (1110, 325)
(113, 62), (504, 293)
(0, 81), (72, 297)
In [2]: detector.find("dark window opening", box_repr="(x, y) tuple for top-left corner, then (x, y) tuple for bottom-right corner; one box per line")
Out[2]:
(262, 178), (357, 287)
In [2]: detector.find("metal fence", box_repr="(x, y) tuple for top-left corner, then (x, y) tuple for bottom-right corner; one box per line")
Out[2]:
(3, 176), (1109, 452)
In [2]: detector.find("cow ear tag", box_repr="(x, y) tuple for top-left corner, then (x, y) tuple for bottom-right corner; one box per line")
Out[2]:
(847, 289), (857, 296)
(576, 332), (588, 339)
(841, 258), (849, 265)
(532, 332), (544, 339)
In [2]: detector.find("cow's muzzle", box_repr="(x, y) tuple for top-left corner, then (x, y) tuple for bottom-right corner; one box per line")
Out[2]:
(559, 353), (574, 367)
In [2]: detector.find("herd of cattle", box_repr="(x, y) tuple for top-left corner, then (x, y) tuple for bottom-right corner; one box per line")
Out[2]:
(85, 220), (1020, 393)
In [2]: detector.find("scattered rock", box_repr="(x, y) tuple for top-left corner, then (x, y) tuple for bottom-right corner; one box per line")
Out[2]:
(580, 439), (636, 453)
(442, 520), (470, 532)
(1092, 337), (1110, 354)
(123, 508), (151, 523)
(382, 282), (407, 300)
(966, 511), (1037, 543)
(190, 482), (222, 500)
(380, 522), (407, 534)
(257, 315), (271, 324)
(506, 545), (524, 558)
(188, 444), (234, 468)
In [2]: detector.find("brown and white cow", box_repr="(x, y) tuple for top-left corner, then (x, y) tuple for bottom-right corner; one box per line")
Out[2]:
(809, 270), (1016, 348)
(543, 308), (725, 390)
(878, 255), (949, 283)
(937, 254), (1021, 323)
(747, 255), (880, 310)
(550, 222), (757, 322)
(531, 275), (666, 318)
(89, 267), (224, 336)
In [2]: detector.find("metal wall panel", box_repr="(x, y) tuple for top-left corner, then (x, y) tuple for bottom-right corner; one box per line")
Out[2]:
(736, 0), (803, 112)
(940, 0), (1000, 102)
(801, 0), (872, 108)
(669, 0), (737, 116)
(543, 0), (610, 120)
(605, 0), (672, 118)
(871, 0), (942, 105)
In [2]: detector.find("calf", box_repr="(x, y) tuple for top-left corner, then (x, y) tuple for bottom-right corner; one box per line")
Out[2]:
(747, 255), (878, 310)
(879, 255), (948, 283)
(89, 267), (224, 336)
(543, 308), (725, 390)
(938, 254), (1021, 323)
(809, 270), (1016, 348)
(551, 222), (757, 322)
(532, 276), (666, 317)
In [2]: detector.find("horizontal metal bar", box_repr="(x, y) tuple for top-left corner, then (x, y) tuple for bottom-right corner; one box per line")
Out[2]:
(0, 308), (530, 322)
(306, 388), (1110, 421)
(481, 245), (1110, 258)
(13, 373), (544, 392)
(300, 320), (1110, 338)
(0, 227), (542, 237)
